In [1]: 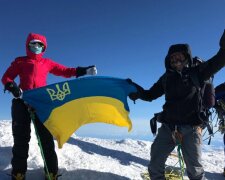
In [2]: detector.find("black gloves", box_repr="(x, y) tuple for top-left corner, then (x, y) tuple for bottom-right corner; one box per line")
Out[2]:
(4, 82), (22, 98)
(126, 79), (144, 102)
(128, 92), (140, 103)
(220, 29), (225, 49)
(76, 65), (97, 78)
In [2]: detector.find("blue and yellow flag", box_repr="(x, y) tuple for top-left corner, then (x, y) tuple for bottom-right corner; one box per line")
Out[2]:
(22, 76), (136, 148)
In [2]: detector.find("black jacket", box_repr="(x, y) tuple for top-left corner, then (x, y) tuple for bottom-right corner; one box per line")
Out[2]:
(139, 45), (225, 125)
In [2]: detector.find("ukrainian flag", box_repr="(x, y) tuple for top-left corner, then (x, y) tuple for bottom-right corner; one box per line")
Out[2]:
(22, 76), (136, 148)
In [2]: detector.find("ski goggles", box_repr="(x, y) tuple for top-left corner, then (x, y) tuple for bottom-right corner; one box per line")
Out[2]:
(28, 41), (45, 48)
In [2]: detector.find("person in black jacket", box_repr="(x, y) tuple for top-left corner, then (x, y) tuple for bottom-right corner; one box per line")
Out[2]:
(129, 30), (225, 180)
(214, 83), (225, 176)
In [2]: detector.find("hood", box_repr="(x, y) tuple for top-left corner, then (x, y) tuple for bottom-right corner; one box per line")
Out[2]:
(165, 44), (193, 70)
(26, 33), (47, 60)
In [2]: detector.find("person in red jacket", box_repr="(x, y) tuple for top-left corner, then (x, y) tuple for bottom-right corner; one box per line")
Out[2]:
(2, 33), (97, 180)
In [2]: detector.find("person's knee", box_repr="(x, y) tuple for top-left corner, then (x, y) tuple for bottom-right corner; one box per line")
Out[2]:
(41, 139), (56, 157)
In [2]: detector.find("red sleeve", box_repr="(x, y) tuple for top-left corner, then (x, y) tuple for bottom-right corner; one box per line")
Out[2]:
(48, 59), (77, 78)
(1, 58), (20, 85)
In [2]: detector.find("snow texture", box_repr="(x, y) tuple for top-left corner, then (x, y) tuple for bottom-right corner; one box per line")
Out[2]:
(0, 120), (224, 180)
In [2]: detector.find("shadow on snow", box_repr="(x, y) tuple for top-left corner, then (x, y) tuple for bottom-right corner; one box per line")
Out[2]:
(0, 168), (129, 180)
(67, 137), (149, 166)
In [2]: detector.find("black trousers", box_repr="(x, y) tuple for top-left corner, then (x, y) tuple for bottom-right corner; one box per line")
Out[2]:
(11, 98), (58, 175)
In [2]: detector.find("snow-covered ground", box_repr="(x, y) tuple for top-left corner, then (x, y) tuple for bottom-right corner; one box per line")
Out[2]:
(0, 120), (224, 180)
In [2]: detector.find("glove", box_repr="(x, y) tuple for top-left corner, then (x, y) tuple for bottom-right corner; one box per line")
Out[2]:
(4, 82), (22, 98)
(126, 78), (144, 102)
(220, 29), (225, 49)
(76, 65), (97, 78)
(128, 92), (140, 102)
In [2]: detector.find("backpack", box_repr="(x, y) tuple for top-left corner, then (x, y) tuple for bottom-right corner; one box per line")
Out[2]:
(150, 57), (215, 141)
(191, 56), (215, 110)
(190, 57), (215, 144)
(214, 83), (225, 134)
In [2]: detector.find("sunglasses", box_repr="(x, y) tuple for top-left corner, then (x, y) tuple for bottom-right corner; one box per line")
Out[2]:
(29, 42), (45, 48)
(170, 58), (187, 65)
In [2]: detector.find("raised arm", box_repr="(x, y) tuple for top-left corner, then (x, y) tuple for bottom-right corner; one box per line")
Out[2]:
(198, 30), (225, 81)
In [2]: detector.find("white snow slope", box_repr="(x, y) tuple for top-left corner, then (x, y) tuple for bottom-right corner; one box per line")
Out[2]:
(0, 120), (224, 180)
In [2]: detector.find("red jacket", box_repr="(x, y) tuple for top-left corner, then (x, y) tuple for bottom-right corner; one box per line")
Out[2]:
(2, 33), (77, 91)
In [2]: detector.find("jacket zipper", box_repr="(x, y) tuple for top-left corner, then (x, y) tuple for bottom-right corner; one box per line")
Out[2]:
(33, 60), (37, 88)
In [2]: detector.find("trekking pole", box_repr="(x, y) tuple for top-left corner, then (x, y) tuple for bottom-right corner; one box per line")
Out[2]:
(28, 108), (51, 180)
(172, 127), (185, 180)
(165, 156), (184, 179)
(176, 143), (185, 180)
(203, 129), (219, 142)
(202, 111), (219, 145)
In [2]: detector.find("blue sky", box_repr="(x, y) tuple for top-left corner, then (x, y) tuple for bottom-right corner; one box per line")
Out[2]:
(0, 0), (225, 140)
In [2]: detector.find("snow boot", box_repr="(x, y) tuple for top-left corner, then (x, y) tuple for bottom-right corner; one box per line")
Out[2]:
(11, 173), (25, 180)
(45, 173), (61, 180)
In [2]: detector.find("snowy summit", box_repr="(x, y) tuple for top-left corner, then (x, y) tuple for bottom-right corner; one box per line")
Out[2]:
(0, 120), (224, 180)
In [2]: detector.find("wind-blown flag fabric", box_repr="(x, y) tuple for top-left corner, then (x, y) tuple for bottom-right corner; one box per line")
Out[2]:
(22, 76), (137, 148)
